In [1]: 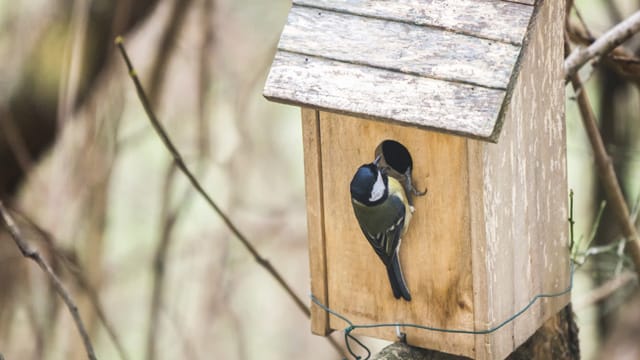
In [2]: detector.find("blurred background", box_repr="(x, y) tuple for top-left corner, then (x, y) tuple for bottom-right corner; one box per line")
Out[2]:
(0, 0), (639, 359)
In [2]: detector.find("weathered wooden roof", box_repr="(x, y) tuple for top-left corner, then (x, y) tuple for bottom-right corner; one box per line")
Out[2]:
(263, 0), (536, 141)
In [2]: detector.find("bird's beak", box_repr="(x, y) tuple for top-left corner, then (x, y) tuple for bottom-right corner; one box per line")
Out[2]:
(373, 154), (382, 166)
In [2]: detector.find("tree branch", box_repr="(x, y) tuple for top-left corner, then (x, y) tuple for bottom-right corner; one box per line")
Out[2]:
(15, 212), (131, 360)
(0, 201), (97, 360)
(574, 271), (636, 310)
(565, 10), (640, 79)
(143, 1), (196, 357)
(565, 38), (640, 273)
(147, 0), (194, 105)
(114, 37), (346, 357)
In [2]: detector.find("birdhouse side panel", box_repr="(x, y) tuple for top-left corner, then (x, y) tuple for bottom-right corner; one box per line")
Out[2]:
(301, 108), (331, 336)
(317, 112), (476, 358)
(472, 0), (569, 358)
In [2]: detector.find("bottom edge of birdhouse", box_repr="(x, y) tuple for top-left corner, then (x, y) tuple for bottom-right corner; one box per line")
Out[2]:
(311, 293), (570, 360)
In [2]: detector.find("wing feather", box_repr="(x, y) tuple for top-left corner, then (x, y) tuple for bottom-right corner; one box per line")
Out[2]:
(355, 195), (406, 266)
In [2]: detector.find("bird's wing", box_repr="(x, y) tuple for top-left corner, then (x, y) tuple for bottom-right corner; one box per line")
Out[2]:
(357, 196), (406, 265)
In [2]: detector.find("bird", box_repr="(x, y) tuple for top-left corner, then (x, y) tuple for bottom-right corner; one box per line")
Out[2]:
(374, 140), (426, 207)
(350, 157), (412, 301)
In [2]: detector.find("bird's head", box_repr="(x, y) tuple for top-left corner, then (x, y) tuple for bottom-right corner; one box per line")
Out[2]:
(350, 162), (388, 206)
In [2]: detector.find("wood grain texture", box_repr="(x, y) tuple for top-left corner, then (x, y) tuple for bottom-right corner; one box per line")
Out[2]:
(264, 51), (505, 140)
(301, 108), (331, 335)
(471, 0), (568, 358)
(466, 139), (492, 358)
(263, 0), (539, 141)
(293, 0), (534, 45)
(279, 6), (520, 89)
(318, 112), (475, 358)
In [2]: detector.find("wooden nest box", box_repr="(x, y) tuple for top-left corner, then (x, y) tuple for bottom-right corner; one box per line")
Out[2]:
(263, 0), (570, 359)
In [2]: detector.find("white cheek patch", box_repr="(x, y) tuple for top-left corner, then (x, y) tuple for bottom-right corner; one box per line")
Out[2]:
(369, 171), (385, 202)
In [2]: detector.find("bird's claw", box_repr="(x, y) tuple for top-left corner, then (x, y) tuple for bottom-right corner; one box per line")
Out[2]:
(412, 186), (427, 197)
(396, 325), (407, 343)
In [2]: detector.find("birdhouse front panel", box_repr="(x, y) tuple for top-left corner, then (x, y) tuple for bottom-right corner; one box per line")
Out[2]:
(312, 111), (476, 356)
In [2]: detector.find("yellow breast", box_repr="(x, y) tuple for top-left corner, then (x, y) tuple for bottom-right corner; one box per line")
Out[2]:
(387, 176), (412, 233)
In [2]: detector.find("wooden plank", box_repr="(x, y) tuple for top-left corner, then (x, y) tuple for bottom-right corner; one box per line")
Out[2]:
(279, 6), (520, 89)
(264, 51), (506, 140)
(509, 0), (569, 353)
(293, 0), (534, 45)
(466, 138), (495, 359)
(301, 108), (331, 335)
(475, 0), (568, 358)
(319, 112), (475, 358)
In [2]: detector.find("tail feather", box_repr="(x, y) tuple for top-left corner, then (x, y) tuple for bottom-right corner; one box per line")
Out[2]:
(386, 253), (411, 301)
(386, 265), (402, 299)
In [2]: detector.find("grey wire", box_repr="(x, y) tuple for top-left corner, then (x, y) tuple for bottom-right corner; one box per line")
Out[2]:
(311, 261), (575, 359)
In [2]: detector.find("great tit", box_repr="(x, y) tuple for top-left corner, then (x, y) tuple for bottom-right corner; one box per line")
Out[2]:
(350, 158), (412, 301)
(374, 140), (426, 207)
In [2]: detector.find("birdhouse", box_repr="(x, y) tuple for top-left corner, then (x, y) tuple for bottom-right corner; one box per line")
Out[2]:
(263, 1), (569, 359)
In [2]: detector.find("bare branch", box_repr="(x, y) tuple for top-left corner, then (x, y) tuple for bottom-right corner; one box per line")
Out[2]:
(574, 271), (636, 310)
(565, 10), (640, 79)
(13, 210), (131, 360)
(114, 37), (347, 357)
(0, 201), (97, 360)
(163, 306), (201, 360)
(148, 0), (194, 105)
(114, 35), (309, 316)
(146, 162), (180, 360)
(197, 0), (215, 156)
(0, 111), (33, 173)
(143, 1), (196, 357)
(565, 37), (640, 274)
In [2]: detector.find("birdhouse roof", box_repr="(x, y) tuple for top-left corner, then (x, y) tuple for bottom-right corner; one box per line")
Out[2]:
(263, 0), (538, 142)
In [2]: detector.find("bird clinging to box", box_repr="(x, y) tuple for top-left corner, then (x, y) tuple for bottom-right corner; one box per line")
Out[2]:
(350, 157), (413, 301)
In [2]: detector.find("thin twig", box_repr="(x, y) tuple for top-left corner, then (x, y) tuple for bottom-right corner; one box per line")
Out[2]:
(569, 190), (575, 253)
(574, 271), (636, 310)
(0, 201), (97, 360)
(68, 255), (130, 360)
(614, 196), (640, 275)
(114, 37), (346, 357)
(162, 306), (201, 360)
(115, 35), (308, 317)
(573, 5), (594, 40)
(56, 0), (89, 127)
(146, 162), (180, 360)
(144, 1), (195, 357)
(565, 37), (640, 273)
(148, 0), (194, 105)
(197, 0), (215, 157)
(572, 200), (607, 264)
(565, 10), (640, 79)
(0, 112), (33, 173)
(15, 212), (131, 360)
